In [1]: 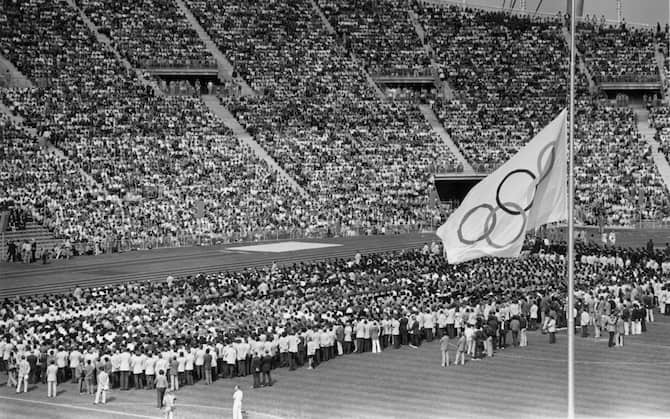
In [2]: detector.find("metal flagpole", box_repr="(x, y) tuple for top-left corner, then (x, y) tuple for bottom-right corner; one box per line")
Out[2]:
(567, 0), (576, 417)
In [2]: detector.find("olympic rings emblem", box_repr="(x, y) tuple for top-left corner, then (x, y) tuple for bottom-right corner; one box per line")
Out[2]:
(457, 141), (558, 248)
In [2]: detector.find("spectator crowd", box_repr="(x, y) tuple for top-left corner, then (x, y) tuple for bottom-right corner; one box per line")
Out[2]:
(1, 0), (670, 259)
(576, 19), (662, 84)
(318, 0), (430, 76)
(76, 0), (216, 69)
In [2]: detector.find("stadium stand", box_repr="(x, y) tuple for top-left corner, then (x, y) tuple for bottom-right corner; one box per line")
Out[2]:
(575, 100), (669, 226)
(0, 0), (315, 250)
(576, 20), (661, 84)
(317, 0), (430, 76)
(75, 0), (215, 69)
(187, 0), (457, 232)
(419, 5), (570, 172)
(2, 0), (670, 259)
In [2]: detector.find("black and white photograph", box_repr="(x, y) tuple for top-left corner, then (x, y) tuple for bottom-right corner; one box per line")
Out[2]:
(1, 0), (669, 418)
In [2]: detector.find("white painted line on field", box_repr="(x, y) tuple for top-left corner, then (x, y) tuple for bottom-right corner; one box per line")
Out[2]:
(0, 394), (161, 418)
(494, 353), (670, 365)
(227, 241), (342, 253)
(622, 340), (670, 350)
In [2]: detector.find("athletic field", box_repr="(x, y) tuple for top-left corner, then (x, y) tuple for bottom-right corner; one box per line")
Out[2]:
(1, 234), (669, 418)
(0, 320), (669, 419)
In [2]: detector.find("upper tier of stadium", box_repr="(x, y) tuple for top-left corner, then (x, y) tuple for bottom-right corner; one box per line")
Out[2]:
(1, 0), (669, 257)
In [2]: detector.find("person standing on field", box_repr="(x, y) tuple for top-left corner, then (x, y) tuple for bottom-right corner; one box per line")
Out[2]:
(163, 388), (176, 419)
(95, 367), (109, 404)
(233, 385), (243, 419)
(439, 334), (450, 367)
(46, 360), (58, 398)
(155, 369), (168, 408)
(16, 355), (30, 393)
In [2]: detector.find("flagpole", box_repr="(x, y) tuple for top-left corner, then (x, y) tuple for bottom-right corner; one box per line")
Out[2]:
(567, 0), (576, 417)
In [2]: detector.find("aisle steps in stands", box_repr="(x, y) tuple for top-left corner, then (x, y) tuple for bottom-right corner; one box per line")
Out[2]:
(634, 106), (670, 193)
(0, 222), (62, 262)
(174, 0), (255, 97)
(408, 10), (456, 100)
(308, 0), (336, 35)
(200, 95), (311, 200)
(408, 11), (425, 44)
(65, 0), (163, 97)
(351, 52), (388, 101)
(44, 140), (101, 190)
(0, 78), (102, 191)
(308, 0), (387, 101)
(655, 46), (667, 98)
(562, 26), (596, 93)
(0, 54), (33, 89)
(418, 104), (474, 173)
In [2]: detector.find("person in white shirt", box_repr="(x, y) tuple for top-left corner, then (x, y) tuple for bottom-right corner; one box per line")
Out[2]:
(278, 333), (289, 368)
(355, 320), (366, 354)
(225, 343), (237, 378)
(237, 339), (250, 377)
(145, 353), (157, 390)
(55, 347), (68, 383)
(155, 354), (169, 386)
(287, 333), (299, 370)
(343, 323), (353, 354)
(131, 351), (145, 390)
(391, 317), (401, 349)
(184, 349), (195, 385)
(530, 303), (539, 330)
(319, 328), (330, 362)
(69, 348), (82, 384)
(306, 337), (317, 369)
(46, 360), (58, 398)
(95, 368), (109, 404)
(580, 310), (591, 338)
(446, 307), (456, 338)
(233, 385), (243, 419)
(195, 347), (205, 381)
(177, 352), (186, 386)
(464, 324), (475, 357)
(16, 355), (30, 393)
(119, 349), (131, 390)
(83, 349), (98, 369)
(110, 350), (121, 389)
(423, 310), (435, 342)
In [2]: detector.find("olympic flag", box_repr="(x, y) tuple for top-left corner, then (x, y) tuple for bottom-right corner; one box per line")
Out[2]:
(437, 109), (567, 264)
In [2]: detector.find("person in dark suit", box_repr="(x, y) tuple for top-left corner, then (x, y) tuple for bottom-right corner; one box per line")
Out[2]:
(203, 348), (212, 385)
(260, 350), (272, 387)
(411, 316), (421, 347)
(26, 348), (37, 384)
(399, 315), (409, 346)
(251, 351), (261, 388)
(7, 240), (16, 262)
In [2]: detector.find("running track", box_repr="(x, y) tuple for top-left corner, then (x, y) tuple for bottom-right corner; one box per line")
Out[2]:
(0, 233), (434, 298)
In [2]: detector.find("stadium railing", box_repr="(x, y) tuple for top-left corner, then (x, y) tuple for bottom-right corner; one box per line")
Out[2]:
(139, 59), (218, 69)
(82, 221), (439, 254)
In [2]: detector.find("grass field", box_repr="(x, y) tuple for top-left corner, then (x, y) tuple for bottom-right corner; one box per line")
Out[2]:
(1, 317), (669, 419)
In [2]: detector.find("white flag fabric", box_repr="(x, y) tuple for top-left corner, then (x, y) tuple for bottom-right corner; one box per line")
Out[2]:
(437, 109), (567, 264)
